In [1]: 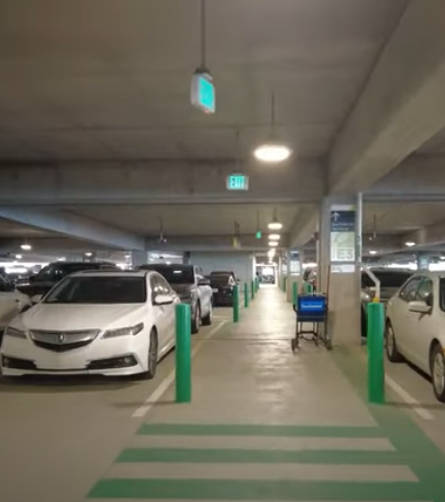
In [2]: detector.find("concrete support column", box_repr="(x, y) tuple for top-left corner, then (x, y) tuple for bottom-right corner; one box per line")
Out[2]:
(287, 249), (302, 302)
(131, 250), (147, 268)
(317, 195), (361, 346)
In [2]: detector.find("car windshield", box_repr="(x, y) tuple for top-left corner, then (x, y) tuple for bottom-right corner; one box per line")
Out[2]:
(210, 274), (230, 286)
(36, 263), (112, 281)
(143, 265), (194, 284)
(362, 271), (411, 288)
(44, 276), (146, 304)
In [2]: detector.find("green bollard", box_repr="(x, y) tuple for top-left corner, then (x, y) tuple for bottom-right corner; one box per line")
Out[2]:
(175, 303), (191, 403)
(244, 282), (249, 308)
(367, 302), (385, 404)
(292, 282), (298, 307)
(233, 285), (240, 322)
(251, 280), (255, 300)
(303, 282), (313, 294)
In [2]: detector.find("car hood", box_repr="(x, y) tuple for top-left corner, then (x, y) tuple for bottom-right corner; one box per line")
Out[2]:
(17, 303), (147, 331)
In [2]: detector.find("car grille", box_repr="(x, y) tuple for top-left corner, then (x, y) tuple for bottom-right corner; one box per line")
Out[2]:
(29, 329), (100, 352)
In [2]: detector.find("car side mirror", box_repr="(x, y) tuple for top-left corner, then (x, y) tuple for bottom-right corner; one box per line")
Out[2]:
(408, 300), (432, 314)
(153, 294), (174, 306)
(198, 278), (210, 286)
(31, 294), (43, 304)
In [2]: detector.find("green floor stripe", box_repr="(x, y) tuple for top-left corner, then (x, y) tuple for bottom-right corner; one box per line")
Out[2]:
(117, 447), (404, 465)
(333, 346), (445, 500)
(88, 478), (426, 500)
(138, 423), (383, 438)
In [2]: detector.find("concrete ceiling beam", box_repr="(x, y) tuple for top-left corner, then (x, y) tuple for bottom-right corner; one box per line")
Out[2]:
(0, 207), (145, 251)
(0, 159), (323, 205)
(329, 1), (445, 194)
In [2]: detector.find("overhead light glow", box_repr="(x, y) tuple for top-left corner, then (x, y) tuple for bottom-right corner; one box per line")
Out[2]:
(85, 252), (93, 257)
(267, 248), (276, 258)
(269, 241), (278, 247)
(369, 250), (378, 255)
(268, 234), (280, 241)
(254, 143), (291, 163)
(20, 243), (32, 251)
(405, 241), (416, 248)
(15, 254), (23, 259)
(57, 257), (66, 262)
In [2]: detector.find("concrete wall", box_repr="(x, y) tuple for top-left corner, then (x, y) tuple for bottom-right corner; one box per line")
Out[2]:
(190, 252), (255, 284)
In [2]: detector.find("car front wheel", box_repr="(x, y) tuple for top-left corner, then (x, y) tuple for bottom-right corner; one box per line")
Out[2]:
(431, 344), (445, 402)
(386, 322), (403, 362)
(191, 303), (201, 334)
(144, 329), (158, 379)
(202, 303), (212, 326)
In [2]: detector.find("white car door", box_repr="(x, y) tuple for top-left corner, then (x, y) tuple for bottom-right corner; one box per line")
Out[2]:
(390, 276), (423, 361)
(156, 274), (177, 348)
(149, 274), (171, 355)
(408, 276), (435, 373)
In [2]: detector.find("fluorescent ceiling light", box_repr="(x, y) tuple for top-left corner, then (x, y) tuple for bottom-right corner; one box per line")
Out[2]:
(369, 250), (378, 255)
(15, 254), (22, 259)
(268, 234), (280, 241)
(57, 257), (66, 262)
(85, 252), (93, 257)
(20, 243), (32, 251)
(269, 241), (278, 247)
(268, 222), (283, 231)
(254, 143), (292, 163)
(405, 241), (416, 247)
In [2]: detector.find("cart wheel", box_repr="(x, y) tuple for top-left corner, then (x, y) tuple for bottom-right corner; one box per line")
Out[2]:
(291, 338), (297, 352)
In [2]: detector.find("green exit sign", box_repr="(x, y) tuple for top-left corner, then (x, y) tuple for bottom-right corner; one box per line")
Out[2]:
(227, 174), (249, 191)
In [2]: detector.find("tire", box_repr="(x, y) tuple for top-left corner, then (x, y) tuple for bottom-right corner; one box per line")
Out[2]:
(361, 307), (367, 338)
(202, 303), (212, 326)
(385, 322), (403, 363)
(144, 329), (158, 379)
(191, 303), (201, 334)
(431, 344), (445, 402)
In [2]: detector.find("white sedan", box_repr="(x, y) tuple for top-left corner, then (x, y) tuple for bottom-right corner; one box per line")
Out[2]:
(1, 270), (179, 378)
(386, 271), (445, 401)
(0, 274), (31, 341)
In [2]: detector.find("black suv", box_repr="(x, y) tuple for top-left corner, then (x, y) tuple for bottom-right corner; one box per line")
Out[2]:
(17, 261), (118, 298)
(209, 271), (238, 306)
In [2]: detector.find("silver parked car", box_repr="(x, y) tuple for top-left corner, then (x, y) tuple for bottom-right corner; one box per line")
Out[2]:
(139, 264), (213, 333)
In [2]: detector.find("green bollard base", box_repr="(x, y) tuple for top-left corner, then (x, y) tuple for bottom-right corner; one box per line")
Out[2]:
(367, 302), (385, 405)
(175, 303), (191, 403)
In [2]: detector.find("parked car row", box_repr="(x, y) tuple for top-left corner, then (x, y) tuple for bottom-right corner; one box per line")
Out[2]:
(0, 261), (239, 380)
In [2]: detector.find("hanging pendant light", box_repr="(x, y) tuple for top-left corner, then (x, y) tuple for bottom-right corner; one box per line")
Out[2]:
(268, 208), (283, 231)
(254, 93), (292, 163)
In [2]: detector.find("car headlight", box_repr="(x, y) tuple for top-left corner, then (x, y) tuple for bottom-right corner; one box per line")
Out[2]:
(103, 322), (144, 339)
(4, 326), (27, 339)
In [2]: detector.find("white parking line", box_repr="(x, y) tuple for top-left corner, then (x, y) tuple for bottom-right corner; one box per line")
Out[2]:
(385, 375), (434, 421)
(132, 321), (227, 418)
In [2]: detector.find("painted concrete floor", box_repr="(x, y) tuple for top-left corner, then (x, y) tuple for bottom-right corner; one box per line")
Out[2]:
(1, 286), (445, 501)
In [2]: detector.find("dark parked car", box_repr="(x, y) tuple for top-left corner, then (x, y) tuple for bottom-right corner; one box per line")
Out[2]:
(361, 268), (412, 336)
(139, 264), (213, 333)
(209, 271), (237, 306)
(17, 261), (118, 298)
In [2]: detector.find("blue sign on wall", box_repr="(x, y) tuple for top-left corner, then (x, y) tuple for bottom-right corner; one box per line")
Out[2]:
(330, 210), (355, 232)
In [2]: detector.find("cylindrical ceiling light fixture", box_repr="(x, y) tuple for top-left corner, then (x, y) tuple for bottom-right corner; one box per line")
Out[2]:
(253, 93), (292, 164)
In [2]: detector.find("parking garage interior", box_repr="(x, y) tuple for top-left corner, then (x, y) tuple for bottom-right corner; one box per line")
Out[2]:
(4, 1), (445, 501)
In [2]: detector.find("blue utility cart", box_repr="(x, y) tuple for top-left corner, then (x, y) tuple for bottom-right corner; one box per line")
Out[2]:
(292, 294), (330, 351)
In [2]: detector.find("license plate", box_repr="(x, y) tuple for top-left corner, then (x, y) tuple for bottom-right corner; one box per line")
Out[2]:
(212, 288), (218, 293)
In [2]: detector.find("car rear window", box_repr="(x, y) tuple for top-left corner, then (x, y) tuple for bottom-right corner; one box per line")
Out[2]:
(362, 271), (411, 288)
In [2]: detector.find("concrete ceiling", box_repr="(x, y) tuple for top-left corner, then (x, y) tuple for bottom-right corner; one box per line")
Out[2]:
(66, 203), (304, 236)
(0, 218), (55, 238)
(0, 0), (407, 162)
(364, 202), (445, 236)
